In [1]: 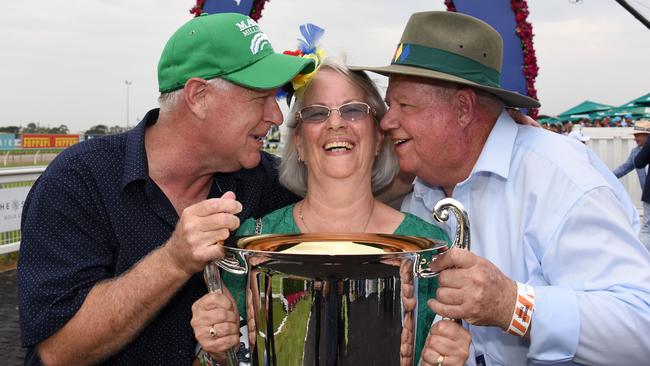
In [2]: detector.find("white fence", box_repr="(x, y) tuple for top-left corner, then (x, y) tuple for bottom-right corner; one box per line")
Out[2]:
(0, 129), (643, 255)
(0, 167), (44, 255)
(583, 127), (643, 212)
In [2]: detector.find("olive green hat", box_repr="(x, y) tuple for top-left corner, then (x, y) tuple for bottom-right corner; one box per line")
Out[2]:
(353, 11), (540, 108)
(158, 13), (315, 93)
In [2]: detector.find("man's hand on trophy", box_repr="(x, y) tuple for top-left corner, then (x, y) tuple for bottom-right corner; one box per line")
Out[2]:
(163, 191), (243, 275)
(428, 247), (517, 330)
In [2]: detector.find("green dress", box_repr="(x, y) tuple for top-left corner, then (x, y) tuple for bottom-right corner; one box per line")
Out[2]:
(227, 203), (450, 364)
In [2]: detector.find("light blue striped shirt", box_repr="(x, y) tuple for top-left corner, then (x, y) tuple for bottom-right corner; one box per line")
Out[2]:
(403, 111), (650, 365)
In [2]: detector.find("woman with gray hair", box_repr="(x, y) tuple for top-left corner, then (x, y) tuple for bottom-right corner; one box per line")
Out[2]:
(237, 60), (445, 239)
(192, 59), (471, 366)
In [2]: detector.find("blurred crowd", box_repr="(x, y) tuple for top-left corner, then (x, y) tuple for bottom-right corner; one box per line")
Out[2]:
(541, 114), (637, 135)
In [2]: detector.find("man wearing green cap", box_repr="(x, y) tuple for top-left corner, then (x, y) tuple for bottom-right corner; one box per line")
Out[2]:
(357, 11), (650, 366)
(17, 13), (313, 365)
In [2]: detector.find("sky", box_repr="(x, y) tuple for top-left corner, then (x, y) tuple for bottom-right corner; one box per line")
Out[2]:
(1, 0), (649, 133)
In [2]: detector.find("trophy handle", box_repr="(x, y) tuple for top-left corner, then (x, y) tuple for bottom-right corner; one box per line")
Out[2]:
(416, 198), (470, 279)
(433, 198), (470, 251)
(214, 251), (248, 275)
(203, 250), (247, 366)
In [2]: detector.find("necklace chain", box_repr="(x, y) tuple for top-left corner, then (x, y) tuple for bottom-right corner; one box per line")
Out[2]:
(298, 199), (375, 233)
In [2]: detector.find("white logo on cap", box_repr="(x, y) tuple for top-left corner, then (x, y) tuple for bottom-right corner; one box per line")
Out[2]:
(250, 33), (270, 55)
(236, 18), (259, 35)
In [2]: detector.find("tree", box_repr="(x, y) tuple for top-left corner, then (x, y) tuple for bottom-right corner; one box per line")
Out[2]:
(24, 123), (38, 133)
(48, 124), (69, 134)
(85, 124), (109, 136)
(0, 126), (21, 134)
(109, 125), (126, 134)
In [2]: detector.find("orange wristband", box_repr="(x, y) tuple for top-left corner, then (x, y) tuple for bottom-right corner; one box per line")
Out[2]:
(506, 281), (535, 337)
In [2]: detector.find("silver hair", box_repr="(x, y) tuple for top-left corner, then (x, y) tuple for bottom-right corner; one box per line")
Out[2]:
(158, 77), (234, 112)
(432, 80), (504, 113)
(279, 59), (399, 197)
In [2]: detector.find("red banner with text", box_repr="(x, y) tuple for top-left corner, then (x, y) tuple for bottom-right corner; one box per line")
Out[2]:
(21, 134), (80, 149)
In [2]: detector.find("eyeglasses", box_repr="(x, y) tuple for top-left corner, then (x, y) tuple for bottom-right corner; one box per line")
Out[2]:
(296, 102), (375, 124)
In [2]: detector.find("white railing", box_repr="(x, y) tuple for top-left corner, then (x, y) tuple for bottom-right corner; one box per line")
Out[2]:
(0, 166), (45, 255)
(0, 166), (45, 183)
(0, 242), (20, 255)
(583, 127), (643, 212)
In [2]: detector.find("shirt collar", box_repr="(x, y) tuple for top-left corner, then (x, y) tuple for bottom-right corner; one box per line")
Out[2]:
(470, 109), (517, 180)
(121, 108), (159, 190)
(412, 175), (439, 199)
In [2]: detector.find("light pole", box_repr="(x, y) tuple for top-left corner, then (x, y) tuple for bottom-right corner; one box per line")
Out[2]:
(125, 80), (132, 128)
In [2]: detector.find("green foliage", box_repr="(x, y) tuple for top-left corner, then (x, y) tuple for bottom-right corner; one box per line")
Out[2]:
(0, 126), (21, 134)
(282, 278), (305, 295)
(21, 123), (69, 134)
(85, 124), (109, 135)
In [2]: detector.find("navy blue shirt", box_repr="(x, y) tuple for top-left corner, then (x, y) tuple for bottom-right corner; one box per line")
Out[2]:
(17, 109), (299, 365)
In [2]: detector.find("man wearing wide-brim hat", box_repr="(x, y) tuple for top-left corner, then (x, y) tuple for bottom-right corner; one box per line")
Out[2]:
(631, 119), (650, 251)
(355, 11), (650, 365)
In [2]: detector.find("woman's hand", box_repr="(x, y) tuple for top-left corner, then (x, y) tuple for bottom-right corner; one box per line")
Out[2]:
(420, 319), (471, 366)
(191, 290), (241, 359)
(507, 108), (540, 128)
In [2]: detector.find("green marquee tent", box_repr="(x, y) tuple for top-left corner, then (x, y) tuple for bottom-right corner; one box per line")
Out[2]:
(538, 116), (562, 125)
(607, 92), (650, 118)
(558, 100), (614, 122)
(620, 92), (650, 108)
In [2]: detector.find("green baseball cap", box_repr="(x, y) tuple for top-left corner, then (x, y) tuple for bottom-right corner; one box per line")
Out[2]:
(158, 13), (315, 93)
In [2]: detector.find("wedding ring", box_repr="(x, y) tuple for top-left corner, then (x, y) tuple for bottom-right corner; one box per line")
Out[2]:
(209, 326), (217, 337)
(436, 354), (445, 366)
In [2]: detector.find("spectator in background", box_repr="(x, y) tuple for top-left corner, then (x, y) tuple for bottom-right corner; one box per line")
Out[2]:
(613, 116), (623, 127)
(602, 116), (612, 127)
(613, 119), (650, 188)
(624, 113), (634, 127)
(593, 117), (602, 127)
(562, 120), (573, 135)
(568, 124), (591, 144)
(550, 123), (562, 134)
(633, 119), (650, 250)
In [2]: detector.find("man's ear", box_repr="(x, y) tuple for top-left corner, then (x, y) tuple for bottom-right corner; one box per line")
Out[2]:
(455, 88), (477, 129)
(183, 78), (211, 119)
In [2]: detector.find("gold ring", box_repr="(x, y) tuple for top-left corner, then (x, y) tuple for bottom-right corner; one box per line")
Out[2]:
(435, 354), (445, 366)
(209, 326), (217, 337)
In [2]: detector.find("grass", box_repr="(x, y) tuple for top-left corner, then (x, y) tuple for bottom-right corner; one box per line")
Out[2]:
(2, 148), (65, 155)
(0, 252), (18, 272)
(256, 294), (312, 365)
(0, 162), (48, 168)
